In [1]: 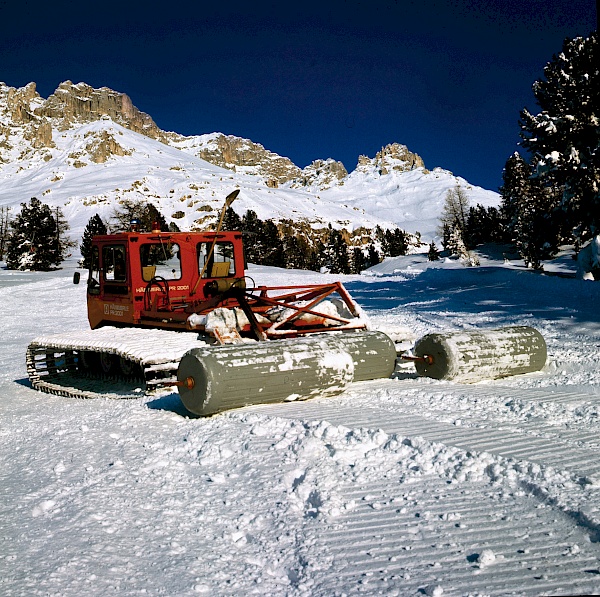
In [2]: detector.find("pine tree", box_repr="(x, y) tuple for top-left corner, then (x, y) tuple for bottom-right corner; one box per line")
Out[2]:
(427, 241), (440, 261)
(241, 210), (265, 264)
(352, 246), (367, 273)
(6, 198), (73, 271)
(466, 204), (507, 245)
(388, 228), (408, 257)
(221, 207), (242, 232)
(283, 235), (309, 270)
(80, 214), (108, 269)
(320, 227), (350, 274)
(519, 32), (599, 244)
(366, 244), (381, 268)
(500, 153), (562, 269)
(262, 220), (285, 267)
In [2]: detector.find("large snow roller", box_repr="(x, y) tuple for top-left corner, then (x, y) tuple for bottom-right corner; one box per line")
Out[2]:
(411, 326), (547, 383)
(177, 331), (397, 416)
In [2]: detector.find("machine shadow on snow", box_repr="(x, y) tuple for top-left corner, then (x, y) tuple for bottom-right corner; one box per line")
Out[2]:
(146, 393), (198, 417)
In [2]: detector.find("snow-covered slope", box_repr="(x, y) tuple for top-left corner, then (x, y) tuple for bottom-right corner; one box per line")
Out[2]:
(319, 164), (499, 240)
(3, 252), (600, 596)
(0, 120), (397, 241)
(0, 81), (501, 243)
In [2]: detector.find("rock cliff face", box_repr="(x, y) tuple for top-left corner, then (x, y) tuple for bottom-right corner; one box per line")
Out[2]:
(36, 81), (166, 141)
(0, 81), (428, 188)
(290, 158), (348, 189)
(356, 143), (425, 175)
(0, 81), (165, 161)
(175, 133), (302, 187)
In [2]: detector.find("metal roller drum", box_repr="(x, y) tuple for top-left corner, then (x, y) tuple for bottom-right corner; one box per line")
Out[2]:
(177, 330), (397, 416)
(412, 326), (547, 383)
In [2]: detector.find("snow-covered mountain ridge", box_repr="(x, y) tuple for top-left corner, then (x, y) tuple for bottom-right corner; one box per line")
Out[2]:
(0, 81), (500, 242)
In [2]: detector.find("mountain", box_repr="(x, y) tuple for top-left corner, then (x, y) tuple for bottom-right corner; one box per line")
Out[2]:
(0, 81), (500, 245)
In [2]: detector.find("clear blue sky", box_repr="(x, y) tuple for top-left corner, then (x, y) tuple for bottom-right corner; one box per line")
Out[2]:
(1, 0), (596, 192)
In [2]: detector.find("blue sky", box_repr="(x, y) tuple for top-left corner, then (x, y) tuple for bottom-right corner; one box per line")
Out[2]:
(1, 0), (596, 192)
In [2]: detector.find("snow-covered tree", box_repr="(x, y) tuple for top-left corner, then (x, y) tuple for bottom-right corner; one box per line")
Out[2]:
(318, 226), (350, 274)
(80, 214), (108, 269)
(500, 152), (562, 269)
(427, 241), (440, 261)
(6, 198), (73, 271)
(519, 31), (599, 244)
(439, 185), (471, 251)
(0, 206), (11, 260)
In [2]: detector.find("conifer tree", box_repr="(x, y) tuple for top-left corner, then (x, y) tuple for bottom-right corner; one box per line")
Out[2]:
(366, 244), (381, 268)
(519, 32), (599, 244)
(352, 246), (367, 273)
(427, 241), (440, 261)
(6, 198), (73, 271)
(388, 228), (409, 257)
(241, 210), (265, 264)
(500, 153), (562, 269)
(283, 235), (309, 270)
(221, 207), (242, 231)
(80, 214), (108, 269)
(262, 220), (285, 267)
(466, 205), (507, 246)
(320, 227), (350, 274)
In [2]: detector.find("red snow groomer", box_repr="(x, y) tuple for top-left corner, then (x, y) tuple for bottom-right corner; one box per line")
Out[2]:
(26, 191), (548, 416)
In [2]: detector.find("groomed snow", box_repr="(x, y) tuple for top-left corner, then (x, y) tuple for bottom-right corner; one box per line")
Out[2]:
(2, 250), (600, 596)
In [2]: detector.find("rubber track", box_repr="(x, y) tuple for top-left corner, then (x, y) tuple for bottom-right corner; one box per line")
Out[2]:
(26, 327), (213, 399)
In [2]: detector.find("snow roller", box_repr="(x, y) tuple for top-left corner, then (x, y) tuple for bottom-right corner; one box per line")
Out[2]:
(407, 325), (547, 384)
(176, 326), (547, 416)
(177, 331), (397, 416)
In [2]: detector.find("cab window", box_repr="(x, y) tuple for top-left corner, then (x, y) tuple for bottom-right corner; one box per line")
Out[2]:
(87, 246), (100, 295)
(140, 242), (181, 282)
(103, 245), (127, 282)
(198, 242), (235, 278)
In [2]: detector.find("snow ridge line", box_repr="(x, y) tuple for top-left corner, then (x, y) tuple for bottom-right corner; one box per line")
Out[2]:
(226, 408), (600, 596)
(245, 386), (600, 541)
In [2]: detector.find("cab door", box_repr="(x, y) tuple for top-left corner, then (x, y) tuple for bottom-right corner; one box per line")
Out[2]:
(87, 242), (134, 328)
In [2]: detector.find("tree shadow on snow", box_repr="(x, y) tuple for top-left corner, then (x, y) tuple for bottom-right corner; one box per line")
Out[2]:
(344, 266), (600, 330)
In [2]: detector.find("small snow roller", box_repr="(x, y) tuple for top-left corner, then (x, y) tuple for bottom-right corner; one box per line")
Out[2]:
(410, 326), (547, 383)
(177, 331), (396, 416)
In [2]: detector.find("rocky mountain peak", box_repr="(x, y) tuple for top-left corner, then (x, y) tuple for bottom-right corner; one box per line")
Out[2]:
(171, 133), (302, 187)
(36, 81), (166, 141)
(356, 143), (425, 175)
(290, 158), (348, 190)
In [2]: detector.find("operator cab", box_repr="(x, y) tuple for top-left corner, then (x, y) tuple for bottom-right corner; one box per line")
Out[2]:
(80, 229), (246, 330)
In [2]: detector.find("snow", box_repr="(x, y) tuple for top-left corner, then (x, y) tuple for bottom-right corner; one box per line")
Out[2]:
(0, 114), (499, 243)
(3, 248), (600, 596)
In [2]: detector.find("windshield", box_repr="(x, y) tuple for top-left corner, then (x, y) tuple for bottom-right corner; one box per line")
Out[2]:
(140, 242), (181, 281)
